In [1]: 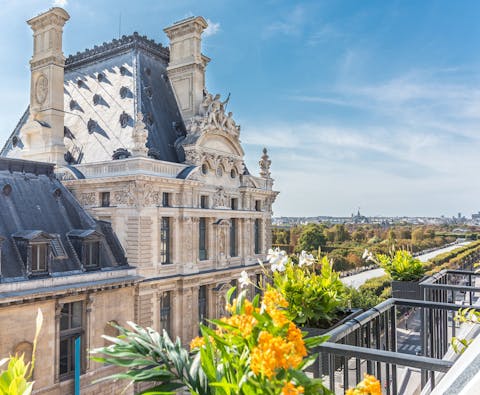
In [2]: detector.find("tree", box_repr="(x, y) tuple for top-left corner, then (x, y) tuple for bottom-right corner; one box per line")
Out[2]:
(333, 224), (350, 243)
(398, 227), (412, 240)
(411, 228), (424, 242)
(352, 230), (366, 242)
(346, 252), (363, 267)
(295, 223), (326, 252)
(272, 227), (289, 245)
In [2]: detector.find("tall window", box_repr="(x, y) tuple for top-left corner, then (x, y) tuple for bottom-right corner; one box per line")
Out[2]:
(231, 198), (238, 210)
(230, 219), (237, 257)
(100, 192), (110, 207)
(162, 192), (170, 207)
(160, 291), (172, 335)
(160, 217), (171, 265)
(199, 218), (207, 260)
(198, 285), (207, 329)
(84, 241), (100, 269)
(59, 301), (83, 379)
(255, 200), (262, 211)
(254, 219), (261, 254)
(200, 195), (208, 209)
(31, 243), (48, 273)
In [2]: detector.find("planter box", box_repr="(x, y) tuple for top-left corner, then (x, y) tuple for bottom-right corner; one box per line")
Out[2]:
(391, 280), (423, 300)
(303, 308), (362, 377)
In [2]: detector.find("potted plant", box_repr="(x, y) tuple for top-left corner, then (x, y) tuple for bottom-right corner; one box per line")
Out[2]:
(92, 287), (333, 394)
(266, 248), (360, 332)
(364, 248), (425, 300)
(263, 249), (362, 376)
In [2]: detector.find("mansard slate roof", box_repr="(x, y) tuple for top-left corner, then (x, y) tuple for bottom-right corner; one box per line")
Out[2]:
(0, 158), (128, 281)
(1, 33), (185, 164)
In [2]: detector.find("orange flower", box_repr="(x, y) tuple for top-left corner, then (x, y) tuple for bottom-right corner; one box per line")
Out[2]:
(346, 374), (381, 395)
(282, 381), (304, 395)
(221, 313), (257, 337)
(251, 331), (305, 378)
(190, 336), (205, 350)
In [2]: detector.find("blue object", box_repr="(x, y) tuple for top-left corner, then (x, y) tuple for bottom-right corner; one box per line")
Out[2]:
(75, 336), (81, 395)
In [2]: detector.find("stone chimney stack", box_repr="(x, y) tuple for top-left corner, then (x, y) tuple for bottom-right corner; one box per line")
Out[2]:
(164, 17), (210, 120)
(21, 7), (69, 164)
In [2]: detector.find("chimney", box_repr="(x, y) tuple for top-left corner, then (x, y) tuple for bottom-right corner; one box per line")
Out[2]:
(20, 7), (69, 164)
(164, 17), (210, 120)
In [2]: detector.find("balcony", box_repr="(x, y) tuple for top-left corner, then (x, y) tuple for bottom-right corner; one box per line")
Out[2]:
(313, 270), (480, 394)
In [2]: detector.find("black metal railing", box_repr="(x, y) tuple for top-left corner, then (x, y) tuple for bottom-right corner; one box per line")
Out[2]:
(315, 298), (479, 394)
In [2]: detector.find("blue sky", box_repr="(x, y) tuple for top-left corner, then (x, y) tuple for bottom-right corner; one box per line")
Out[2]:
(1, 0), (480, 217)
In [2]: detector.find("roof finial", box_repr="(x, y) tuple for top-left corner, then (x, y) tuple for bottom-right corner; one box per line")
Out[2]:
(259, 147), (271, 178)
(131, 112), (148, 157)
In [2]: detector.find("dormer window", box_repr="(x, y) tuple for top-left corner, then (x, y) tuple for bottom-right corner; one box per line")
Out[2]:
(67, 229), (103, 271)
(84, 241), (100, 269)
(13, 230), (54, 277)
(31, 243), (48, 273)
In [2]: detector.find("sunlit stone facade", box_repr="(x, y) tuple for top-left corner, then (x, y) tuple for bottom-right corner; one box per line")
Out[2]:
(0, 7), (278, 394)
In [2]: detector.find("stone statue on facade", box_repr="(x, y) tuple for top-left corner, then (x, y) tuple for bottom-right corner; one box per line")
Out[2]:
(188, 90), (239, 137)
(259, 147), (271, 178)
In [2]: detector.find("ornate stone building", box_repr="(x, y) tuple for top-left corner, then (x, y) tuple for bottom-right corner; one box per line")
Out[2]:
(1, 7), (278, 393)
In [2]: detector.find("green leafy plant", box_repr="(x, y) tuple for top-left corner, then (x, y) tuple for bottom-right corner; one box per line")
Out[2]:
(0, 309), (43, 395)
(451, 307), (480, 354)
(92, 287), (332, 395)
(268, 249), (349, 328)
(365, 248), (425, 281)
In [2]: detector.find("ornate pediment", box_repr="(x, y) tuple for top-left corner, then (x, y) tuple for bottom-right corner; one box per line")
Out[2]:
(181, 90), (245, 162)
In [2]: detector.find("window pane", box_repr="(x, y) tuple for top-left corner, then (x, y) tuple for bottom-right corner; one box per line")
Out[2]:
(60, 303), (70, 330)
(198, 286), (207, 327)
(72, 302), (82, 328)
(199, 218), (207, 260)
(160, 218), (171, 264)
(39, 245), (47, 271)
(230, 219), (236, 257)
(254, 219), (261, 254)
(160, 291), (171, 334)
(59, 339), (69, 375)
(85, 242), (100, 268)
(31, 245), (38, 271)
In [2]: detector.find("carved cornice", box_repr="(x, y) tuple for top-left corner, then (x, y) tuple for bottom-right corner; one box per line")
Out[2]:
(27, 8), (70, 31)
(163, 16), (208, 40)
(65, 32), (169, 70)
(30, 56), (65, 69)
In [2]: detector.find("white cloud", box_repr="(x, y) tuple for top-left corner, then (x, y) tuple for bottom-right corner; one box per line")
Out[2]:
(204, 19), (220, 37)
(263, 5), (305, 38)
(53, 0), (68, 7)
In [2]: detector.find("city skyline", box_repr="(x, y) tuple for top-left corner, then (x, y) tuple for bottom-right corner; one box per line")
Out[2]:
(2, 0), (480, 217)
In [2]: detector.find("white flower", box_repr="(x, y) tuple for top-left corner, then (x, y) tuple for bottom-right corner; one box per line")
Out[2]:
(267, 248), (288, 272)
(298, 251), (315, 267)
(271, 260), (286, 273)
(362, 249), (370, 259)
(239, 270), (249, 289)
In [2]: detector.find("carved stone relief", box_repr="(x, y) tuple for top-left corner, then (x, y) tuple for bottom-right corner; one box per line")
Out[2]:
(113, 182), (137, 206)
(35, 74), (48, 105)
(79, 192), (96, 206)
(212, 187), (229, 208)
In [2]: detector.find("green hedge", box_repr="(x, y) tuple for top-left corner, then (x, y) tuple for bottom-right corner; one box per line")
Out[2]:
(424, 241), (480, 275)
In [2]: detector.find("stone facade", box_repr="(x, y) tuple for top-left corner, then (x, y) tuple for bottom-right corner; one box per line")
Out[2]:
(1, 6), (278, 394)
